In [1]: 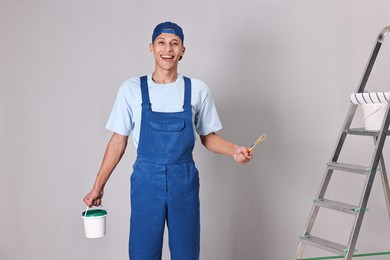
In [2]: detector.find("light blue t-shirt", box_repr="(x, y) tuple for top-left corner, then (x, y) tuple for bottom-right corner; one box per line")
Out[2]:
(106, 74), (223, 148)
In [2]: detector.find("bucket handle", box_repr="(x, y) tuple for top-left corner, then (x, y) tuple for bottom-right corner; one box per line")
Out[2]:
(83, 205), (104, 217)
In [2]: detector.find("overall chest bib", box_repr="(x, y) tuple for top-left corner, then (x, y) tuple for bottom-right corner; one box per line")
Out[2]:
(129, 76), (200, 260)
(136, 76), (194, 164)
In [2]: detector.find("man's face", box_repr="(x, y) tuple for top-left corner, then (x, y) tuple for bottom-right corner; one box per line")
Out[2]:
(149, 33), (185, 72)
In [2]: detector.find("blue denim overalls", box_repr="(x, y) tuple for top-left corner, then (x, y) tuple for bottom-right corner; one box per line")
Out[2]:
(129, 76), (200, 260)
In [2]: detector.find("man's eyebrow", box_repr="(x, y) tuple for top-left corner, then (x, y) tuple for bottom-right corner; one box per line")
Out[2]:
(155, 36), (180, 41)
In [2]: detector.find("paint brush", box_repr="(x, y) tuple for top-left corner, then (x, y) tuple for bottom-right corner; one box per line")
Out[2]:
(248, 135), (266, 152)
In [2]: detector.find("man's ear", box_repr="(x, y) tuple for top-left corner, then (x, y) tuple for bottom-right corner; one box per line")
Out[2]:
(180, 46), (185, 60)
(149, 43), (154, 54)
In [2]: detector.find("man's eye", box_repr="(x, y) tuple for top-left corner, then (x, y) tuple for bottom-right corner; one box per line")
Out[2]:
(158, 41), (165, 45)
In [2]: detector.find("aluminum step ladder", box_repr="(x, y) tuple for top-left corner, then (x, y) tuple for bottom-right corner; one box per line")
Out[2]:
(295, 26), (390, 260)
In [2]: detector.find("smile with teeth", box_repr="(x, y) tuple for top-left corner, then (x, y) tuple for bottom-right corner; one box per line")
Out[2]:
(161, 55), (174, 60)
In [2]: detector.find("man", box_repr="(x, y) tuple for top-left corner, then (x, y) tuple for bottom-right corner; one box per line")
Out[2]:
(83, 21), (252, 260)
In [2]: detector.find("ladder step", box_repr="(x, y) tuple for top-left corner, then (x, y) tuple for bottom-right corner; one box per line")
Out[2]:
(314, 198), (359, 215)
(300, 235), (347, 256)
(348, 128), (390, 136)
(327, 162), (371, 175)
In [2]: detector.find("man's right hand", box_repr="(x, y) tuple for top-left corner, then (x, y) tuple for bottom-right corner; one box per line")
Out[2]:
(83, 188), (104, 207)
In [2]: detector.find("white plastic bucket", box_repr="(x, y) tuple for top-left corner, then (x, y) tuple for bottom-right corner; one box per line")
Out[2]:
(82, 207), (107, 238)
(362, 103), (389, 131)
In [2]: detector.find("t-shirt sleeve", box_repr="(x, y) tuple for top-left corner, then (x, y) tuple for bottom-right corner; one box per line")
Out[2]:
(105, 84), (133, 136)
(195, 87), (223, 136)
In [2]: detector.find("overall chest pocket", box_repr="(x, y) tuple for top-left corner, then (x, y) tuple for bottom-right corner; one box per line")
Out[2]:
(148, 118), (185, 155)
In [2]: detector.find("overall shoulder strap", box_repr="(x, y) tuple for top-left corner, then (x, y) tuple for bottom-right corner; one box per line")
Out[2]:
(183, 76), (192, 111)
(140, 76), (151, 110)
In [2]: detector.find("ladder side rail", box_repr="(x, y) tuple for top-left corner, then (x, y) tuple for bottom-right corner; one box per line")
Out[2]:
(355, 41), (382, 93)
(295, 241), (306, 259)
(330, 28), (387, 165)
(330, 104), (357, 163)
(330, 27), (387, 165)
(295, 173), (331, 259)
(377, 26), (390, 44)
(374, 25), (390, 220)
(355, 26), (390, 93)
(377, 150), (390, 219)
(345, 102), (390, 260)
(297, 169), (334, 232)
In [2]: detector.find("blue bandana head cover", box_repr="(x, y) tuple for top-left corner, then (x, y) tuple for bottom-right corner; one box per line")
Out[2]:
(152, 22), (184, 43)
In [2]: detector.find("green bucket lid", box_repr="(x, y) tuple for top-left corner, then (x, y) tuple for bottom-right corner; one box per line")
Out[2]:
(82, 209), (107, 218)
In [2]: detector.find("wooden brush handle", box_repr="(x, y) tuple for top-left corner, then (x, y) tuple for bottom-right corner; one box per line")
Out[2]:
(248, 135), (266, 152)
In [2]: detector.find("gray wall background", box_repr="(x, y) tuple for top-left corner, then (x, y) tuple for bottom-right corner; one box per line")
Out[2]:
(2, 0), (390, 259)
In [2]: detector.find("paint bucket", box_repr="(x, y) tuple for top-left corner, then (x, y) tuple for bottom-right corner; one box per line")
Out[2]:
(362, 103), (388, 131)
(82, 207), (107, 238)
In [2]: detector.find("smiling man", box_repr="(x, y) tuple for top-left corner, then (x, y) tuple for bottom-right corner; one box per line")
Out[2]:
(83, 21), (252, 260)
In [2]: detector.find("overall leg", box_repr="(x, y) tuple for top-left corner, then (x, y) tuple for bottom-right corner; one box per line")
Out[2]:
(167, 162), (200, 260)
(129, 162), (167, 260)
